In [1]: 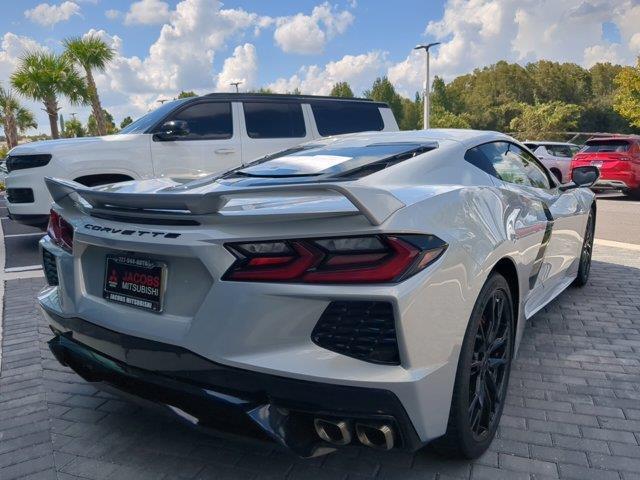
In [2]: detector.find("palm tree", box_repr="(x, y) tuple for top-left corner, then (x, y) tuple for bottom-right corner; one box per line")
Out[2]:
(11, 50), (87, 139)
(0, 86), (19, 149)
(63, 35), (114, 136)
(16, 106), (37, 136)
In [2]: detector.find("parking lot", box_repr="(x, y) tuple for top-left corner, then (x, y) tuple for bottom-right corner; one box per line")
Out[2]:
(1, 192), (640, 480)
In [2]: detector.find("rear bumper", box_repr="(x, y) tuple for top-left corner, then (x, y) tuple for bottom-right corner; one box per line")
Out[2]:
(44, 307), (424, 457)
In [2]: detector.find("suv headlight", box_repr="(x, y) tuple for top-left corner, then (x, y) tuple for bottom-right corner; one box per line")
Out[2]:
(6, 154), (52, 172)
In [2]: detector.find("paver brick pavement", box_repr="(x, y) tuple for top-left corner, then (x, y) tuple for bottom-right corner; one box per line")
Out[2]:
(1, 244), (639, 479)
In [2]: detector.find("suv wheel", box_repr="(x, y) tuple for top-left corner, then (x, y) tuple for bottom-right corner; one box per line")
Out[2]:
(433, 273), (514, 458)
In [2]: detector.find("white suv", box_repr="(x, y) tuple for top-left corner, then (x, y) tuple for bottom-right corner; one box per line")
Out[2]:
(5, 94), (398, 226)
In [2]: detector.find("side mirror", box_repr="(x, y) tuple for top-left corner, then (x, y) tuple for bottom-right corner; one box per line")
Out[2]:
(559, 165), (599, 191)
(153, 120), (190, 141)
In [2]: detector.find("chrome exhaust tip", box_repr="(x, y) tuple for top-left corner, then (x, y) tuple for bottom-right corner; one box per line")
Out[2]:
(356, 423), (394, 450)
(313, 418), (352, 446)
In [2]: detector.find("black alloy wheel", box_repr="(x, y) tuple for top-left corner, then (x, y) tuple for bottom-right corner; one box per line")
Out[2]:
(434, 273), (514, 459)
(573, 209), (594, 287)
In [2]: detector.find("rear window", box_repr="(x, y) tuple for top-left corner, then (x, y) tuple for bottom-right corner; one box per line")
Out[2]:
(581, 140), (630, 153)
(243, 102), (306, 139)
(311, 102), (384, 136)
(545, 145), (574, 158)
(236, 142), (429, 177)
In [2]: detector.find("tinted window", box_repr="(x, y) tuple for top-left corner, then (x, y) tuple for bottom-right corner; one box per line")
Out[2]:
(511, 144), (552, 189)
(465, 142), (551, 188)
(581, 140), (630, 153)
(312, 102), (384, 136)
(166, 102), (232, 140)
(243, 102), (305, 139)
(119, 99), (190, 134)
(523, 143), (539, 151)
(545, 144), (573, 158)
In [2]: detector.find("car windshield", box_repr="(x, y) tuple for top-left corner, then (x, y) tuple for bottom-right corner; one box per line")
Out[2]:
(118, 99), (190, 134)
(581, 140), (630, 153)
(236, 142), (431, 177)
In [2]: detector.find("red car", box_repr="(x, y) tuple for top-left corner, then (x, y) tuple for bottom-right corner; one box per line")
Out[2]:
(571, 136), (640, 198)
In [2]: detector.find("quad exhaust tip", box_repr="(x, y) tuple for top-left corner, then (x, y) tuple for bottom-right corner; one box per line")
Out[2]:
(314, 418), (352, 446)
(355, 423), (394, 450)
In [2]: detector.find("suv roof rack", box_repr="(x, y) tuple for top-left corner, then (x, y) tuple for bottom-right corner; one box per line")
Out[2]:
(202, 92), (387, 106)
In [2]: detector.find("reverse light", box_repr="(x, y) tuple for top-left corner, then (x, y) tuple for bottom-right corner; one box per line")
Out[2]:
(47, 209), (74, 253)
(223, 234), (447, 284)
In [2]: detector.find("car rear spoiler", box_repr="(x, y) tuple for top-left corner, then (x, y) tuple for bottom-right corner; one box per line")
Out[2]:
(45, 177), (405, 226)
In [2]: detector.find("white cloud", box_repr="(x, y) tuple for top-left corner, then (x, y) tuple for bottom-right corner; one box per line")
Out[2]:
(89, 0), (270, 116)
(269, 51), (385, 95)
(124, 0), (171, 26)
(388, 0), (640, 96)
(274, 2), (354, 54)
(24, 1), (80, 27)
(216, 43), (258, 92)
(105, 9), (121, 20)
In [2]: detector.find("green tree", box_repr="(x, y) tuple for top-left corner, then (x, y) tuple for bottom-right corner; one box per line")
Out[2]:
(399, 96), (420, 130)
(0, 86), (20, 149)
(430, 105), (471, 129)
(120, 116), (133, 129)
(509, 101), (583, 140)
(177, 90), (197, 98)
(64, 117), (85, 138)
(613, 61), (640, 128)
(364, 77), (403, 122)
(63, 35), (115, 136)
(11, 50), (87, 139)
(0, 87), (37, 149)
(87, 108), (116, 136)
(330, 82), (354, 98)
(526, 61), (591, 104)
(15, 105), (37, 136)
(590, 63), (624, 98)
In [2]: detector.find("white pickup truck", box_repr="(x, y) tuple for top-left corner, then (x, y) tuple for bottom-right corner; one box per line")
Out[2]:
(5, 93), (398, 226)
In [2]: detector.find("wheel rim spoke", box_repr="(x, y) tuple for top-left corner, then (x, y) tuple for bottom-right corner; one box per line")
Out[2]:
(467, 288), (512, 441)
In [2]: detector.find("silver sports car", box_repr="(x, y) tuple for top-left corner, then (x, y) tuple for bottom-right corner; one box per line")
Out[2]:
(39, 129), (598, 459)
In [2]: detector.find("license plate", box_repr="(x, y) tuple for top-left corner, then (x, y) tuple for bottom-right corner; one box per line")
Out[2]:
(591, 161), (603, 168)
(103, 255), (165, 312)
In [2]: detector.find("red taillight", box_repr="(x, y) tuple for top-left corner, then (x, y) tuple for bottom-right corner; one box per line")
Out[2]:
(223, 234), (447, 284)
(47, 209), (74, 252)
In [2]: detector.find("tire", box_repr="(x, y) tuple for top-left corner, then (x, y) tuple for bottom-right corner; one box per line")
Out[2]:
(433, 273), (514, 459)
(572, 208), (595, 287)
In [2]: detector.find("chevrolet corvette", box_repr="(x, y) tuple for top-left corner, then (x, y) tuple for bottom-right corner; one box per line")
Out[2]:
(39, 129), (598, 458)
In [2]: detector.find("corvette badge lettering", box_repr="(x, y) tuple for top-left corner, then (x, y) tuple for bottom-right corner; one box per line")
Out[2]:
(84, 224), (181, 238)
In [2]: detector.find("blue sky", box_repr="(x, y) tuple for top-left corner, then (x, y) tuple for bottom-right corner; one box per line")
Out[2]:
(1, 0), (638, 133)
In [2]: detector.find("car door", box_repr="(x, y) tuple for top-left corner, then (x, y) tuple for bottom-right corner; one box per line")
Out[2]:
(471, 142), (581, 313)
(239, 100), (312, 163)
(500, 144), (583, 294)
(149, 100), (242, 178)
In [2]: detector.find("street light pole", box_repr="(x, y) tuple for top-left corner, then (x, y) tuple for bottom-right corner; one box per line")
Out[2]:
(414, 42), (440, 129)
(230, 81), (242, 93)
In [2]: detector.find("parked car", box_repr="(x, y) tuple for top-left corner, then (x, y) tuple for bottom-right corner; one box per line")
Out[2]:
(41, 129), (598, 459)
(570, 136), (640, 198)
(5, 94), (398, 227)
(523, 141), (580, 183)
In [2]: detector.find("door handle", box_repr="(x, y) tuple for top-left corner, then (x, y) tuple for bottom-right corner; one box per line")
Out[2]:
(215, 148), (235, 155)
